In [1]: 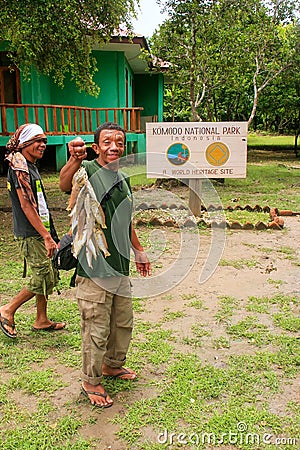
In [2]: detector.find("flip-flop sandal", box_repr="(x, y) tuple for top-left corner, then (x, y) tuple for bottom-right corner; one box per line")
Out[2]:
(32, 322), (66, 332)
(81, 385), (113, 408)
(103, 367), (137, 380)
(0, 313), (17, 339)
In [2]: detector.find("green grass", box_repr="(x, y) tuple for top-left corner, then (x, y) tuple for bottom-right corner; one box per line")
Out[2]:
(246, 293), (300, 313)
(1, 405), (89, 450)
(212, 336), (231, 349)
(114, 350), (298, 448)
(162, 308), (186, 322)
(186, 298), (206, 310)
(147, 162), (299, 211)
(215, 295), (239, 322)
(8, 369), (65, 394)
(214, 163), (300, 210)
(227, 316), (275, 346)
(272, 312), (300, 332)
(277, 246), (297, 260)
(267, 278), (284, 288)
(248, 133), (294, 148)
(225, 210), (270, 223)
(126, 160), (300, 215)
(219, 258), (258, 269)
(120, 164), (155, 187)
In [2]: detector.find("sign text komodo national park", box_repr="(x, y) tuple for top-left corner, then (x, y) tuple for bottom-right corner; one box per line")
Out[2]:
(146, 122), (248, 179)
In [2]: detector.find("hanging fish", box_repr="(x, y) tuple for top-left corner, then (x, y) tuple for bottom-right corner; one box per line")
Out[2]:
(95, 228), (110, 258)
(67, 166), (88, 211)
(90, 197), (107, 228)
(68, 167), (110, 267)
(72, 226), (87, 258)
(76, 207), (86, 241)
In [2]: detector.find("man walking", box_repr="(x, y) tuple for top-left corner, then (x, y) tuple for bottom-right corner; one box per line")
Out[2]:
(0, 123), (66, 339)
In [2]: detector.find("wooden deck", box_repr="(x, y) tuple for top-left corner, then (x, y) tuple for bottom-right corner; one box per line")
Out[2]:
(0, 103), (144, 136)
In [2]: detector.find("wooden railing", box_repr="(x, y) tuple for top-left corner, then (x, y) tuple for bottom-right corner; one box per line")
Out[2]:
(0, 104), (144, 136)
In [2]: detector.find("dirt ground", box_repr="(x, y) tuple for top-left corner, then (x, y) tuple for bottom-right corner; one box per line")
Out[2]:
(0, 180), (299, 449)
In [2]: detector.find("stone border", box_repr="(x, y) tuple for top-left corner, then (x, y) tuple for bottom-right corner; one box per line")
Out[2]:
(134, 204), (300, 230)
(0, 205), (298, 231)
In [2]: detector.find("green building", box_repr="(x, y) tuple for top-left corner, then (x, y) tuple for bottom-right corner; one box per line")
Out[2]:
(0, 34), (165, 172)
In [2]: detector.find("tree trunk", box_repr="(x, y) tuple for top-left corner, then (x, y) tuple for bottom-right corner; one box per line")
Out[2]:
(248, 66), (259, 127)
(189, 22), (200, 121)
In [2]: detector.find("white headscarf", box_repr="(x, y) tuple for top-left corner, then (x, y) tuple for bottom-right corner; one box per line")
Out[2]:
(19, 124), (45, 145)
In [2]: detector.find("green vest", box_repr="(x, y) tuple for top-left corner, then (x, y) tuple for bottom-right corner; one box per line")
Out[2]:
(77, 159), (133, 278)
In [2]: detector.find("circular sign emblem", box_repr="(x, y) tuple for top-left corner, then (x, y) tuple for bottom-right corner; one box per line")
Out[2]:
(206, 142), (230, 166)
(167, 143), (190, 166)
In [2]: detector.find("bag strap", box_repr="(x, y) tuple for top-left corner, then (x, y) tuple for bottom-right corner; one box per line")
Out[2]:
(83, 160), (131, 206)
(39, 180), (59, 243)
(69, 267), (77, 287)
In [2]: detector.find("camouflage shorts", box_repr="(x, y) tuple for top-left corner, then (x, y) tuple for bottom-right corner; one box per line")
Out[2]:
(16, 236), (58, 296)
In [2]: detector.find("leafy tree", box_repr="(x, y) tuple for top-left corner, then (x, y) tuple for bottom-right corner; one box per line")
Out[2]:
(152, 0), (299, 127)
(163, 84), (192, 121)
(233, 0), (297, 126)
(0, 0), (137, 96)
(153, 0), (223, 121)
(254, 24), (300, 134)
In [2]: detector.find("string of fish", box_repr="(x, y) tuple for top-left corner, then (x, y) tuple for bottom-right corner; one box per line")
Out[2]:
(68, 167), (110, 268)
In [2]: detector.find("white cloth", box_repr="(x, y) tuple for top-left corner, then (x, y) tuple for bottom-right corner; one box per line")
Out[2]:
(19, 124), (45, 144)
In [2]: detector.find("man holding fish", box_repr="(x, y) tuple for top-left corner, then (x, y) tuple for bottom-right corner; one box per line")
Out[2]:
(59, 122), (151, 408)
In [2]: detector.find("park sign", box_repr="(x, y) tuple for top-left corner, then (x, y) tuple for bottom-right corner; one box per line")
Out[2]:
(146, 121), (248, 179)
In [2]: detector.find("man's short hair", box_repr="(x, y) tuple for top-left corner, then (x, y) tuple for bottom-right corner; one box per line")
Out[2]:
(94, 122), (126, 145)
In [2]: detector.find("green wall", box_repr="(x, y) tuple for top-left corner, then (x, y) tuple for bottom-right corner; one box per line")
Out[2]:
(125, 60), (134, 107)
(49, 51), (126, 108)
(135, 73), (164, 120)
(21, 68), (51, 104)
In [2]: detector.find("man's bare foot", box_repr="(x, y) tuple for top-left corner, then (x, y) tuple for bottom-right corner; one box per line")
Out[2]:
(102, 364), (137, 380)
(81, 381), (113, 408)
(0, 307), (16, 338)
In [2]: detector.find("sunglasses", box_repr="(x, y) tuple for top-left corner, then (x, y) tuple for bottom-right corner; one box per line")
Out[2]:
(36, 138), (48, 144)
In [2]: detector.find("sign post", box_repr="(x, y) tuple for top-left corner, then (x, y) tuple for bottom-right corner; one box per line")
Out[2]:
(188, 178), (202, 216)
